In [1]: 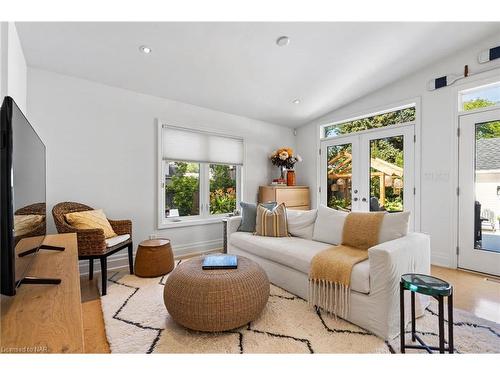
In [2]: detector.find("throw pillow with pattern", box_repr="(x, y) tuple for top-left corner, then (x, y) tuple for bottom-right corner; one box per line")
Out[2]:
(255, 203), (289, 237)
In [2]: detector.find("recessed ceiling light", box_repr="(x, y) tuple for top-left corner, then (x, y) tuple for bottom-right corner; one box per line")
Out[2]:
(139, 45), (152, 54)
(292, 99), (301, 104)
(276, 36), (290, 47)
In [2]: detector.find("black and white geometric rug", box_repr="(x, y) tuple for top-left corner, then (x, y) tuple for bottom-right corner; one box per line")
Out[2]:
(100, 262), (500, 354)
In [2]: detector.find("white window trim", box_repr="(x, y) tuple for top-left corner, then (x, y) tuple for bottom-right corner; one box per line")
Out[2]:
(315, 97), (422, 232)
(157, 120), (244, 229)
(457, 78), (500, 116)
(320, 102), (417, 140)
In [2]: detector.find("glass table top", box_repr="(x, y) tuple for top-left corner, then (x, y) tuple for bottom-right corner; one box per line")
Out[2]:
(401, 273), (452, 296)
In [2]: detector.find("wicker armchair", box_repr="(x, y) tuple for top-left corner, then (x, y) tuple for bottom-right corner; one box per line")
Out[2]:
(52, 202), (133, 295)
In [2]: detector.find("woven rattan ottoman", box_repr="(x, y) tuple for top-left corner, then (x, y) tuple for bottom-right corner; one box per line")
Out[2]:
(134, 239), (174, 277)
(163, 256), (270, 332)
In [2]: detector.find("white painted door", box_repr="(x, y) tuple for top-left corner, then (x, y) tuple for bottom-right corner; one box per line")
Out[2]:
(458, 108), (500, 276)
(321, 125), (415, 228)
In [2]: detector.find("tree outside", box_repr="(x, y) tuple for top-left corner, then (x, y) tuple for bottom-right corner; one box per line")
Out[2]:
(165, 162), (199, 217)
(165, 162), (236, 217)
(464, 98), (500, 140)
(209, 164), (236, 214)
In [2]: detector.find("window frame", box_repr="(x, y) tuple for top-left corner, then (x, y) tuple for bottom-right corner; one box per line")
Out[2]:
(458, 80), (500, 115)
(320, 103), (417, 140)
(315, 97), (422, 232)
(157, 122), (243, 229)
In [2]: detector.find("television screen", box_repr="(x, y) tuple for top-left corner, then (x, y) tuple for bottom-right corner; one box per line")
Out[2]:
(1, 96), (46, 296)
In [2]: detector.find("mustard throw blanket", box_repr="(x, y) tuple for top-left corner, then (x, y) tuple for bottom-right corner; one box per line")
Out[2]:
(308, 212), (385, 318)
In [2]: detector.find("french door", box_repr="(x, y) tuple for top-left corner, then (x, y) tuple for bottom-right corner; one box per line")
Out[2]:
(321, 125), (415, 228)
(458, 108), (500, 276)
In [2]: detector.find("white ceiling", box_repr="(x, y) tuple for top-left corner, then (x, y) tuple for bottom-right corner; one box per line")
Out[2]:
(16, 22), (500, 127)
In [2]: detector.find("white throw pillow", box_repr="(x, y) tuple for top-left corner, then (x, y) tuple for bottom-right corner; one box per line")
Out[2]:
(286, 209), (318, 240)
(312, 204), (348, 245)
(379, 211), (410, 243)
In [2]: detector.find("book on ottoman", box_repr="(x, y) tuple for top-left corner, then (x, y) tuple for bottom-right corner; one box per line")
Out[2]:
(202, 255), (238, 270)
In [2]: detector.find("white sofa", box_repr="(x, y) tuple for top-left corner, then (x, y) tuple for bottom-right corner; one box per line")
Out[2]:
(226, 208), (431, 339)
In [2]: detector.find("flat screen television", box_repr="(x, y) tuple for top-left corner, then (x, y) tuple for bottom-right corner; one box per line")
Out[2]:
(1, 96), (61, 296)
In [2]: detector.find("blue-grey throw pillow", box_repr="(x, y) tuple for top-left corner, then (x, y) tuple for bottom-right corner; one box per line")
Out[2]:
(238, 201), (277, 232)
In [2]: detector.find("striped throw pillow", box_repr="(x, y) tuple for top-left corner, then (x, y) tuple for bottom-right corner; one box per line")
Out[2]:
(255, 203), (289, 237)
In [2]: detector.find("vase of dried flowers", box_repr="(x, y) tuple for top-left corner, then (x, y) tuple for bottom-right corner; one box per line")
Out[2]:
(269, 147), (302, 184)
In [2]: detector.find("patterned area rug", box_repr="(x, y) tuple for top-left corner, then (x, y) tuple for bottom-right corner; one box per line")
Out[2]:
(100, 262), (500, 354)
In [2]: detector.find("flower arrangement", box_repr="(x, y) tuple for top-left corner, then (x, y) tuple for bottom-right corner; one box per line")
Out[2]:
(269, 147), (302, 170)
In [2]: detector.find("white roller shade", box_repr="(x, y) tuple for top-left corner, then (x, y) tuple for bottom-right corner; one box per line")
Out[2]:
(162, 125), (243, 165)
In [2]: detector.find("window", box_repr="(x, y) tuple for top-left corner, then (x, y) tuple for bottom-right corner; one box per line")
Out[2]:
(209, 164), (237, 215)
(459, 81), (500, 112)
(322, 105), (416, 138)
(159, 125), (243, 226)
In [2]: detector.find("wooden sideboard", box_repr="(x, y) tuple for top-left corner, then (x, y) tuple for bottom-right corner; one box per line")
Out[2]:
(258, 185), (310, 210)
(1, 233), (84, 353)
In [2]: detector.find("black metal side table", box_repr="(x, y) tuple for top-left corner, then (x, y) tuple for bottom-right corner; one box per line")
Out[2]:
(400, 273), (454, 354)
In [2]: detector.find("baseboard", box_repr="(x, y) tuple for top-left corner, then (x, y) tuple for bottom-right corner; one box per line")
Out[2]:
(431, 253), (453, 268)
(79, 238), (223, 275)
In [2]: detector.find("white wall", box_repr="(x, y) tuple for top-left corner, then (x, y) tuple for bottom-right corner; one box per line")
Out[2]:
(295, 33), (500, 268)
(27, 68), (295, 269)
(0, 23), (6, 98)
(0, 22), (27, 113)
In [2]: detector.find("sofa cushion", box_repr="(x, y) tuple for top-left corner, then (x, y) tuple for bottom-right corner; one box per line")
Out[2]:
(238, 201), (276, 232)
(379, 211), (410, 243)
(312, 205), (410, 246)
(229, 232), (370, 294)
(312, 204), (348, 245)
(286, 208), (317, 240)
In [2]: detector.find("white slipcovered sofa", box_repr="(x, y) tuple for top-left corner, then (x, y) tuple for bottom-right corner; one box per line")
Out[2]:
(226, 205), (431, 339)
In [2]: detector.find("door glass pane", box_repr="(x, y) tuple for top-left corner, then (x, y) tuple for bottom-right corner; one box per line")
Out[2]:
(209, 164), (237, 215)
(327, 144), (352, 211)
(164, 161), (200, 218)
(474, 120), (500, 252)
(369, 136), (404, 212)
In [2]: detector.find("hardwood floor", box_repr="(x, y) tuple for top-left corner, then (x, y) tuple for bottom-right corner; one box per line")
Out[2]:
(431, 266), (500, 323)
(80, 265), (500, 353)
(80, 277), (110, 353)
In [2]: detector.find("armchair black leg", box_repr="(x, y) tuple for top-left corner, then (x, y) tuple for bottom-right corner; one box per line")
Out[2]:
(128, 242), (134, 275)
(89, 259), (94, 280)
(100, 257), (108, 296)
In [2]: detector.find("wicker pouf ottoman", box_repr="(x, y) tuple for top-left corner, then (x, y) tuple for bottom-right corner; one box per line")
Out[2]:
(163, 256), (270, 332)
(134, 239), (174, 277)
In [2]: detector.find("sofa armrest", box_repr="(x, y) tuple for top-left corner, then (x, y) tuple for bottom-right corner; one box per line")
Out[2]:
(226, 216), (242, 239)
(368, 232), (431, 290)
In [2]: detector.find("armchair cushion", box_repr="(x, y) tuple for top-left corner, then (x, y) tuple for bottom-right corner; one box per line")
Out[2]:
(64, 209), (117, 239)
(105, 234), (131, 248)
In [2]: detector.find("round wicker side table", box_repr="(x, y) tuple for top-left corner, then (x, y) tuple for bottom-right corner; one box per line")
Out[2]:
(163, 256), (270, 332)
(134, 239), (174, 277)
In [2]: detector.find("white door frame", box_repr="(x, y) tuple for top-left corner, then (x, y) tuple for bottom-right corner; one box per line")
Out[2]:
(359, 126), (415, 223)
(320, 123), (416, 229)
(457, 108), (500, 276)
(321, 134), (361, 211)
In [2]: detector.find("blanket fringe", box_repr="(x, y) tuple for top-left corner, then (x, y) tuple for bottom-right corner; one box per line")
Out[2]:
(308, 279), (350, 319)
